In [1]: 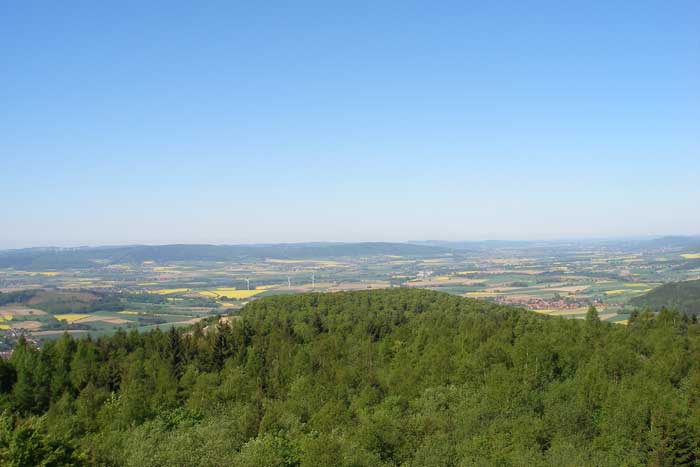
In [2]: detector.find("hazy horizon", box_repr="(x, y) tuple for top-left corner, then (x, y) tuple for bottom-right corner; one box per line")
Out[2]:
(3, 233), (699, 252)
(2, 2), (698, 249)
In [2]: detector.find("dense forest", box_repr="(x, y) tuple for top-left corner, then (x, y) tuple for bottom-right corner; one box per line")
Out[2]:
(1, 289), (699, 466)
(630, 279), (700, 317)
(0, 289), (127, 314)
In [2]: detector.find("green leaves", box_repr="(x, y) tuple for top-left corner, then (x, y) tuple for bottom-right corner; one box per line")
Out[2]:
(2, 289), (700, 465)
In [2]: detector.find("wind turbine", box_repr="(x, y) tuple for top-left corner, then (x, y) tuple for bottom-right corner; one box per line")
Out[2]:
(311, 272), (315, 290)
(245, 278), (250, 290)
(287, 276), (291, 290)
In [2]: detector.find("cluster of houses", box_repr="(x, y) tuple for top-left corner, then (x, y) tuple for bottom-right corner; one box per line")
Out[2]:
(0, 328), (39, 359)
(496, 295), (604, 311)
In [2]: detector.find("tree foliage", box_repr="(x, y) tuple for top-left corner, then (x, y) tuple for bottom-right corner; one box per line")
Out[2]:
(0, 289), (699, 466)
(630, 279), (700, 316)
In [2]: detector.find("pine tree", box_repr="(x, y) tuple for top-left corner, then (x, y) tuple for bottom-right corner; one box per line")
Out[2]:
(586, 305), (600, 323)
(666, 421), (697, 466)
(167, 326), (183, 379)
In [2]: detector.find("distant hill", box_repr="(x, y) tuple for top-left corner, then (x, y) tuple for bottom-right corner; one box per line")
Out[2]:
(639, 235), (700, 250)
(0, 242), (449, 270)
(629, 279), (700, 316)
(413, 236), (700, 252)
(0, 288), (126, 313)
(411, 240), (536, 250)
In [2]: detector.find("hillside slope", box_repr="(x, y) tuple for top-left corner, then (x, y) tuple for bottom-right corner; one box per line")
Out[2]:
(629, 279), (700, 316)
(1, 289), (699, 466)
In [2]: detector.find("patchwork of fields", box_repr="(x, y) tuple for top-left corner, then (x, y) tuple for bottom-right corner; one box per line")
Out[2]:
(1, 240), (699, 341)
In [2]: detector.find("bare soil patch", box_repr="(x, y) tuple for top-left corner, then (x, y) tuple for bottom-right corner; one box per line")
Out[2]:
(0, 306), (47, 316)
(10, 320), (43, 330)
(31, 330), (89, 337)
(78, 316), (131, 325)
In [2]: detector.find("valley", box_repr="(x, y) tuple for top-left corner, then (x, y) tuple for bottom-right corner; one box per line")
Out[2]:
(1, 237), (699, 344)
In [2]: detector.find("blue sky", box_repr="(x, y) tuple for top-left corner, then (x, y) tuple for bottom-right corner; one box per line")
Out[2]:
(1, 1), (698, 248)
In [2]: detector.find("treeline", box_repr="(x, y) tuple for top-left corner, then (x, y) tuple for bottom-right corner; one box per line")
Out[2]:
(0, 289), (125, 314)
(1, 289), (700, 466)
(0, 290), (37, 306)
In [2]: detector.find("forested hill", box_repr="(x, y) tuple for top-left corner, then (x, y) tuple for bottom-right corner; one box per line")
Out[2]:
(630, 279), (700, 316)
(0, 242), (449, 269)
(1, 289), (700, 466)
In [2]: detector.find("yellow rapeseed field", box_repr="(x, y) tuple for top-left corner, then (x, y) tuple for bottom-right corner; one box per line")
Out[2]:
(607, 288), (651, 295)
(464, 291), (500, 297)
(0, 324), (10, 330)
(117, 311), (140, 315)
(154, 266), (178, 272)
(152, 288), (189, 295)
(681, 253), (700, 259)
(199, 288), (265, 299)
(55, 314), (90, 323)
(605, 289), (630, 295)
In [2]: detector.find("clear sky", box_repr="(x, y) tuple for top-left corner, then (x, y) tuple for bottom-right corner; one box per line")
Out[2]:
(1, 1), (699, 249)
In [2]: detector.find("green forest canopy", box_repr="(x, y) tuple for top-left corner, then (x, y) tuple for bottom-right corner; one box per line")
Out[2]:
(1, 289), (699, 466)
(630, 279), (700, 316)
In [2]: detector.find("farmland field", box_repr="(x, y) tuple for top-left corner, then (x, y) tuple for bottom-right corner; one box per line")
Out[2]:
(1, 238), (699, 344)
